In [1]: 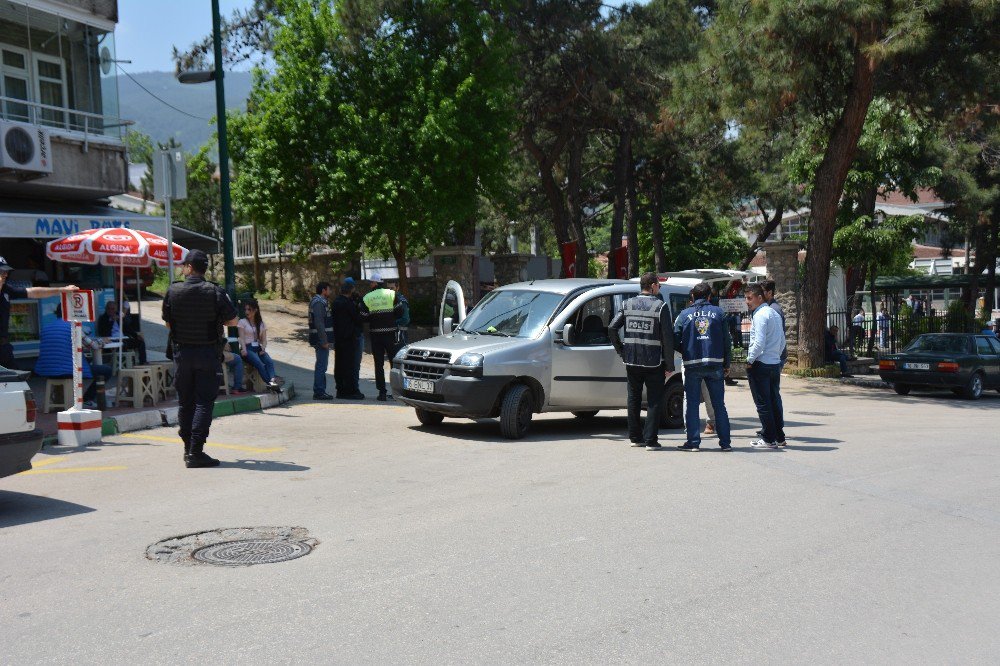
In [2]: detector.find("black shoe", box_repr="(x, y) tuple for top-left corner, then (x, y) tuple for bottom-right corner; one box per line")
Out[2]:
(676, 444), (700, 451)
(756, 429), (764, 437)
(720, 445), (733, 451)
(645, 443), (663, 451)
(349, 392), (365, 400)
(630, 440), (646, 447)
(725, 378), (738, 386)
(185, 452), (220, 468)
(377, 392), (388, 402)
(313, 393), (333, 400)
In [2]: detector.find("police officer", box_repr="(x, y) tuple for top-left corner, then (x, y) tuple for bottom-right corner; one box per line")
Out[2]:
(0, 256), (78, 368)
(674, 281), (732, 451)
(359, 274), (403, 401)
(309, 281), (334, 400)
(162, 250), (238, 468)
(609, 272), (676, 450)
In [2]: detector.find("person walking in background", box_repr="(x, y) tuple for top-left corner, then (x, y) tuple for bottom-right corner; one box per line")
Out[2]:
(674, 281), (732, 452)
(877, 306), (890, 348)
(609, 272), (675, 451)
(162, 249), (239, 468)
(849, 307), (866, 358)
(745, 284), (787, 449)
(332, 280), (364, 400)
(238, 299), (281, 391)
(360, 274), (404, 401)
(309, 282), (334, 400)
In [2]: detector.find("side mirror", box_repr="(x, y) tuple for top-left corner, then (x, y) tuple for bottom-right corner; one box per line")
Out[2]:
(562, 323), (574, 346)
(442, 317), (453, 334)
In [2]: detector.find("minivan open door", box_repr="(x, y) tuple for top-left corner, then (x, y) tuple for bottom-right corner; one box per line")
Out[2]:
(439, 280), (467, 334)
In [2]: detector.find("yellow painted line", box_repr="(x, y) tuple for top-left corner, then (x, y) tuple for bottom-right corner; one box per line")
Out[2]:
(118, 433), (284, 453)
(29, 456), (67, 468)
(22, 466), (127, 475)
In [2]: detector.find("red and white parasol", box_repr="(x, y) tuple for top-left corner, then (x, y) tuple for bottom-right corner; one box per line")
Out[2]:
(46, 228), (190, 397)
(45, 227), (186, 267)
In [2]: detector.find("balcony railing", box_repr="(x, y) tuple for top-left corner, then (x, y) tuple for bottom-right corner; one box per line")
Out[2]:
(0, 95), (130, 148)
(234, 225), (282, 260)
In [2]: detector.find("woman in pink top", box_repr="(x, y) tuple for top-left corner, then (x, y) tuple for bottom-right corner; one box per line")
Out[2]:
(238, 299), (279, 387)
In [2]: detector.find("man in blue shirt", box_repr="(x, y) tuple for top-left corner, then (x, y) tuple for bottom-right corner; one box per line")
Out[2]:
(745, 283), (786, 448)
(673, 281), (732, 451)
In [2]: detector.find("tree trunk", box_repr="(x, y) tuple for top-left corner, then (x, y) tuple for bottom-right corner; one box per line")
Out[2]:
(387, 233), (409, 297)
(798, 26), (879, 368)
(650, 183), (667, 272)
(608, 127), (630, 278)
(738, 202), (784, 272)
(567, 132), (589, 278)
(984, 207), (999, 314)
(966, 219), (985, 324)
(625, 158), (639, 277)
(522, 129), (573, 275)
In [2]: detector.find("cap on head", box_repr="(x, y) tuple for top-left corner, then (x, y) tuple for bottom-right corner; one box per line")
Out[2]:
(369, 273), (383, 284)
(343, 277), (355, 285)
(0, 256), (12, 272)
(182, 249), (209, 272)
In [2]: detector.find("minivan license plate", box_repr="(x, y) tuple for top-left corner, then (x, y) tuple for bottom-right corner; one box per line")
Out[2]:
(904, 362), (930, 370)
(404, 378), (435, 393)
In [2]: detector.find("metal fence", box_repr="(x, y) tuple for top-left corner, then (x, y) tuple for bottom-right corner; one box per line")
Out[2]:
(825, 307), (980, 357)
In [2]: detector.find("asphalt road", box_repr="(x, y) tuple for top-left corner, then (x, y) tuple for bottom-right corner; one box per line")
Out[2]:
(2, 379), (999, 664)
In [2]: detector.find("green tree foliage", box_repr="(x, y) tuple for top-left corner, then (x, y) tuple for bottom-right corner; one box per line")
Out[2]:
(171, 143), (222, 238)
(228, 0), (516, 293)
(697, 0), (1000, 367)
(638, 214), (748, 274)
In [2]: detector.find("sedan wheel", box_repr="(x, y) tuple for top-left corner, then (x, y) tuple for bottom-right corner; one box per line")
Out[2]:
(893, 382), (911, 396)
(961, 372), (984, 400)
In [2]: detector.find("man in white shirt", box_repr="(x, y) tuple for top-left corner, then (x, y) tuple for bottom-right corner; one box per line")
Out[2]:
(745, 284), (787, 448)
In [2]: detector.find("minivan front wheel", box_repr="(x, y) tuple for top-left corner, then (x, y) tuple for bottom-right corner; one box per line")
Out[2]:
(500, 384), (533, 439)
(415, 408), (445, 427)
(660, 381), (684, 429)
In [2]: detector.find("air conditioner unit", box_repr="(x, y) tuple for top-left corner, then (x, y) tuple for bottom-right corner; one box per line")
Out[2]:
(0, 120), (53, 174)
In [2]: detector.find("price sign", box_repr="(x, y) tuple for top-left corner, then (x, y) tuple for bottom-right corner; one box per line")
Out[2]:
(60, 290), (96, 322)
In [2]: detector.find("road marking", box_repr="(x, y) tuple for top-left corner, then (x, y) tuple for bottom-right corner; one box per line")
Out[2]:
(118, 433), (285, 453)
(29, 456), (67, 468)
(22, 465), (127, 475)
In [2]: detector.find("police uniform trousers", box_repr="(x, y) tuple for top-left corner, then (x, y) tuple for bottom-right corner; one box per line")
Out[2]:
(174, 344), (222, 451)
(625, 364), (667, 446)
(369, 331), (399, 394)
(334, 335), (358, 395)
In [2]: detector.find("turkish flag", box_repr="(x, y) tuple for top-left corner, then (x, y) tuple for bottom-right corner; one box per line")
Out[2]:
(561, 241), (577, 278)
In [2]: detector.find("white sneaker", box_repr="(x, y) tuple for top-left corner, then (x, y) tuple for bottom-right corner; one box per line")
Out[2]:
(777, 441), (787, 447)
(751, 438), (778, 449)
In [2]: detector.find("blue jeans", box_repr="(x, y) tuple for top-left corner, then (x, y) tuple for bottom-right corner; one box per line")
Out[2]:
(313, 344), (330, 395)
(684, 365), (730, 447)
(244, 347), (275, 383)
(829, 351), (849, 375)
(84, 364), (112, 401)
(747, 362), (785, 444)
(226, 357), (244, 390)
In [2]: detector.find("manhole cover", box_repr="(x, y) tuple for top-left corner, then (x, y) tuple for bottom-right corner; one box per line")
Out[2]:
(193, 539), (312, 566)
(147, 526), (317, 567)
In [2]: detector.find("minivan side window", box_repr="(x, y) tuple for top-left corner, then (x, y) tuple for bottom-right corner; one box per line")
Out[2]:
(571, 295), (615, 346)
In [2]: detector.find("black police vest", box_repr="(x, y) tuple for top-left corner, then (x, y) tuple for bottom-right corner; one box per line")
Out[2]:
(308, 295), (334, 346)
(620, 294), (666, 368)
(167, 279), (223, 345)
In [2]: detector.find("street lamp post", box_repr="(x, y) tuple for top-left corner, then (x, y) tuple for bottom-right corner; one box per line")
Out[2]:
(177, 0), (236, 298)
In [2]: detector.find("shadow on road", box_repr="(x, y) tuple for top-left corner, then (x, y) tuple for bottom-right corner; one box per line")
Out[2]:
(221, 459), (311, 472)
(0, 491), (95, 528)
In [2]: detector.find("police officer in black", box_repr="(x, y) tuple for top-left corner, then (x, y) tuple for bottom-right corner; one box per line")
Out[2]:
(609, 272), (676, 450)
(162, 250), (238, 468)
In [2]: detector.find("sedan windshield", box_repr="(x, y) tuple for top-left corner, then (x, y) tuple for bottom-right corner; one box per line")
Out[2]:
(457, 290), (564, 338)
(904, 335), (970, 354)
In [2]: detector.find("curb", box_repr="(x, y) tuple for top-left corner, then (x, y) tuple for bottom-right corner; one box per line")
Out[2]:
(41, 384), (297, 446)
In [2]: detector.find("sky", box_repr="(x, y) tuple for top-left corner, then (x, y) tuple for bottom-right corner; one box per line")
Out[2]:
(115, 0), (255, 73)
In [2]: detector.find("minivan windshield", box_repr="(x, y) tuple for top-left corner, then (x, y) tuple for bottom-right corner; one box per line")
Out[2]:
(457, 289), (564, 338)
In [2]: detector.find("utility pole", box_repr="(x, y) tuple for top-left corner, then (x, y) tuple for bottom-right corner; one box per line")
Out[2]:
(212, 0), (236, 297)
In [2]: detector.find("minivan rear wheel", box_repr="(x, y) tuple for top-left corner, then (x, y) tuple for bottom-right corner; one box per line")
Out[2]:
(415, 408), (444, 427)
(660, 381), (684, 429)
(500, 384), (533, 439)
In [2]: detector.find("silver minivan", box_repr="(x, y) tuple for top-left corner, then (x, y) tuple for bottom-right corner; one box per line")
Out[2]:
(390, 271), (757, 438)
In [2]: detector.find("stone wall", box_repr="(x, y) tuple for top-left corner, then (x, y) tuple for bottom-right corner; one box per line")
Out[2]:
(218, 252), (352, 301)
(492, 253), (532, 286)
(763, 241), (801, 366)
(433, 246), (478, 305)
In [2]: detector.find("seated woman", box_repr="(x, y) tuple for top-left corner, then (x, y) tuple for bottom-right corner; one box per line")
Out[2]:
(35, 306), (113, 408)
(238, 299), (280, 388)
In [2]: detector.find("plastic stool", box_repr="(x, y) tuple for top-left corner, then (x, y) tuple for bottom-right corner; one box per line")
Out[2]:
(117, 367), (156, 408)
(43, 378), (75, 413)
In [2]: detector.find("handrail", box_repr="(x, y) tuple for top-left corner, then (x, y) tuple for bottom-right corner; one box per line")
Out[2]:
(0, 94), (130, 149)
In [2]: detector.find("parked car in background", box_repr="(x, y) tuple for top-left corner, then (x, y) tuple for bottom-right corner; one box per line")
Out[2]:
(878, 333), (1000, 399)
(0, 366), (43, 479)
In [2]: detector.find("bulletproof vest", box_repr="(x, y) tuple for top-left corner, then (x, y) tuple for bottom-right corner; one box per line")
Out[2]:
(620, 294), (666, 368)
(363, 288), (398, 334)
(308, 295), (334, 346)
(167, 278), (222, 345)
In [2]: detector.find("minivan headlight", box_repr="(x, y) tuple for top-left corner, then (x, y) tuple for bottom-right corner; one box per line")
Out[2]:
(393, 345), (411, 364)
(451, 352), (484, 377)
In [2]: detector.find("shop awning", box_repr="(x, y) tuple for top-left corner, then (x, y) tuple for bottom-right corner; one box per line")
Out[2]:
(0, 198), (220, 253)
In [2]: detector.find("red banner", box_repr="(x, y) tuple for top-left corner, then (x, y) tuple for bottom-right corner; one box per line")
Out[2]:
(560, 241), (577, 278)
(612, 246), (629, 279)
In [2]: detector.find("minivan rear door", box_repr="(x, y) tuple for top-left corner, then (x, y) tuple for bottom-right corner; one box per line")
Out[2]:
(549, 285), (637, 408)
(438, 280), (467, 334)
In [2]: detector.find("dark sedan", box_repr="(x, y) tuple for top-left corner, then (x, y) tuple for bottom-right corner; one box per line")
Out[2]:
(879, 333), (1000, 400)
